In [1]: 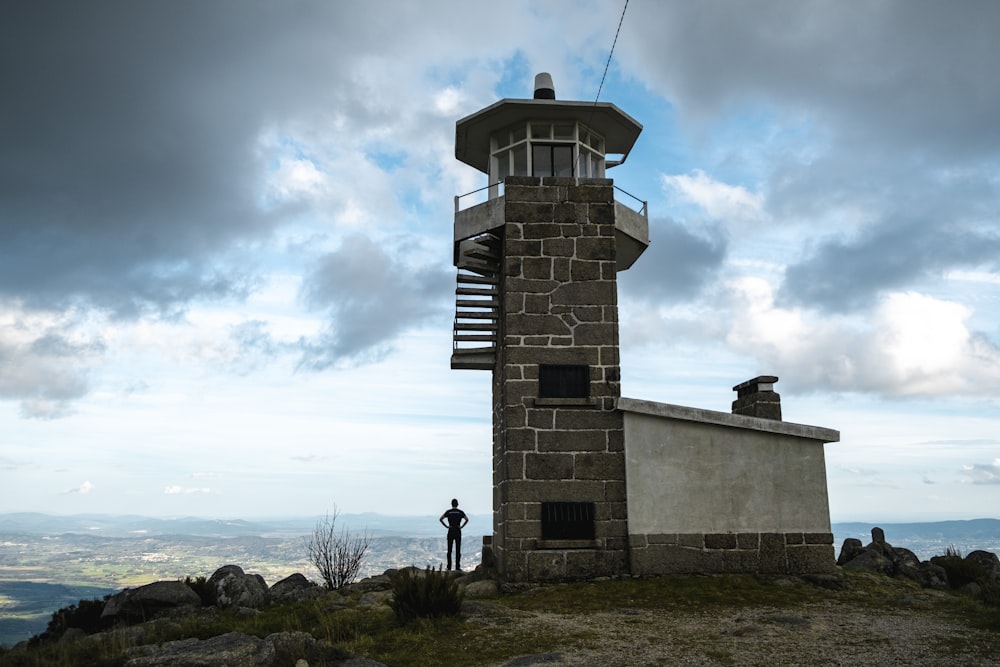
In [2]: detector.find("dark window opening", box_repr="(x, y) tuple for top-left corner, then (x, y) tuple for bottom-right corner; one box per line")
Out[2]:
(532, 144), (574, 178)
(539, 364), (590, 399)
(541, 502), (596, 540)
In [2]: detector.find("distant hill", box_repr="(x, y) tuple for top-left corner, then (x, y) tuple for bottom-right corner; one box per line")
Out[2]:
(0, 512), (483, 539)
(832, 518), (1000, 560)
(2, 513), (998, 647)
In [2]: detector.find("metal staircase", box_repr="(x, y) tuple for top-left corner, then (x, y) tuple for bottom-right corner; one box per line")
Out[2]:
(451, 233), (500, 370)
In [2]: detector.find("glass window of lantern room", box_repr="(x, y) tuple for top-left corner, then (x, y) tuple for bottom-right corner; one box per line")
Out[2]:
(495, 151), (510, 183)
(512, 144), (528, 176)
(532, 144), (574, 178)
(553, 145), (573, 177)
(578, 146), (605, 178)
(554, 123), (574, 140)
(531, 145), (550, 177)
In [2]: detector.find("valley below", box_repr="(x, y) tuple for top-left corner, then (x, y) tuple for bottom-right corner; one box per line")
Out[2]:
(1, 513), (997, 648)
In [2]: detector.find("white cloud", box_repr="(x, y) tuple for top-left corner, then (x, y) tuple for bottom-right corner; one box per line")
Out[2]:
(291, 453), (326, 463)
(838, 466), (879, 477)
(946, 270), (1000, 285)
(63, 481), (95, 495)
(164, 485), (215, 495)
(433, 87), (466, 116)
(961, 459), (1000, 485)
(268, 157), (328, 202)
(0, 303), (103, 418)
(722, 279), (1000, 396)
(662, 169), (765, 223)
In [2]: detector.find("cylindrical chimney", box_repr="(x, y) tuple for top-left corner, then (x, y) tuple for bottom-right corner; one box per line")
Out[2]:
(533, 72), (555, 100)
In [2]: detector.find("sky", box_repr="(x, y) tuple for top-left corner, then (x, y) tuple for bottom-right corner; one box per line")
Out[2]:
(2, 0), (999, 525)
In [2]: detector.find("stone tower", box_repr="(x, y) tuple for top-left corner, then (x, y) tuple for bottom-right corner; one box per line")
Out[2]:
(451, 74), (647, 581)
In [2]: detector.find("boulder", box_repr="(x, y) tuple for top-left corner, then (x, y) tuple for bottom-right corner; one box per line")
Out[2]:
(837, 538), (863, 566)
(102, 580), (202, 624)
(965, 550), (1000, 580)
(842, 547), (894, 576)
(270, 573), (324, 603)
(900, 561), (949, 589)
(345, 574), (392, 594)
(208, 565), (271, 610)
(58, 627), (87, 645)
(463, 579), (500, 599)
(124, 631), (274, 666)
(358, 590), (393, 608)
(892, 547), (921, 569)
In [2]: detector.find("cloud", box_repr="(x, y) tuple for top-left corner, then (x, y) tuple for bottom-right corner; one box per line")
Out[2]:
(0, 2), (497, 318)
(838, 466), (879, 477)
(960, 459), (1000, 485)
(619, 217), (727, 304)
(725, 280), (1000, 396)
(64, 481), (95, 495)
(297, 234), (451, 368)
(661, 170), (765, 223)
(226, 320), (280, 375)
(164, 486), (216, 495)
(291, 453), (327, 463)
(622, 2), (1000, 157)
(0, 457), (26, 471)
(780, 216), (1000, 313)
(636, 277), (1000, 397)
(0, 306), (103, 418)
(619, 2), (1000, 319)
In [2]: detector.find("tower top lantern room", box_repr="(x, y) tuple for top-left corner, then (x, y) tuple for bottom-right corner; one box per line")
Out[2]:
(455, 73), (643, 194)
(450, 73), (649, 372)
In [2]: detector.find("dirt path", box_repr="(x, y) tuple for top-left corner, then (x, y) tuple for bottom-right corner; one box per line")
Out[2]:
(468, 598), (1000, 666)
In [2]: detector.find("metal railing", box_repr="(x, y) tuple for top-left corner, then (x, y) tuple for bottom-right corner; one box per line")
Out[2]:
(614, 184), (648, 218)
(455, 179), (647, 218)
(454, 181), (503, 213)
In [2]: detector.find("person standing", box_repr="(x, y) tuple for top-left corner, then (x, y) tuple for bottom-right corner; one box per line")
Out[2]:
(439, 498), (469, 570)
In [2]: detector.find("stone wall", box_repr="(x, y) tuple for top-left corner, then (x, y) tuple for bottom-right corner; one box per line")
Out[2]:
(492, 176), (628, 582)
(629, 532), (836, 575)
(620, 398), (840, 576)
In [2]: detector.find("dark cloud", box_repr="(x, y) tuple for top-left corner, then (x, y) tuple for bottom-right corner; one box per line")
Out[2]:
(622, 1), (1000, 158)
(619, 217), (727, 302)
(298, 234), (452, 368)
(0, 3), (290, 314)
(0, 333), (97, 419)
(0, 1), (460, 316)
(780, 215), (1000, 312)
(619, 1), (1000, 316)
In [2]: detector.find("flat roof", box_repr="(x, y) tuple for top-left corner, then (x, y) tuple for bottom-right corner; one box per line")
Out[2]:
(617, 397), (841, 443)
(455, 98), (643, 173)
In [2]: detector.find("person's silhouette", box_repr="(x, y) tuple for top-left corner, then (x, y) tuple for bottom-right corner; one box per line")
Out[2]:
(439, 498), (469, 570)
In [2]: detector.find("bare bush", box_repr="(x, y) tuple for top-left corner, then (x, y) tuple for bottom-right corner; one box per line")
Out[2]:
(305, 507), (371, 590)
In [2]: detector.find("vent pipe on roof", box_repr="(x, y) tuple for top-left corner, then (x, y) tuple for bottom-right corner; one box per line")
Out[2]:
(533, 72), (555, 100)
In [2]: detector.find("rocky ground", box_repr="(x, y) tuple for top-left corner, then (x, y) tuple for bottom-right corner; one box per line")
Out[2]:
(470, 594), (999, 666)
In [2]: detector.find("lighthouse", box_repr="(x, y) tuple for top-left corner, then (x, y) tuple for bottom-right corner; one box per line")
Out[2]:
(450, 74), (841, 583)
(450, 74), (648, 580)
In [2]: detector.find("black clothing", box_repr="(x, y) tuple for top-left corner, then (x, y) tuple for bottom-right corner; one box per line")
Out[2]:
(441, 507), (468, 569)
(442, 508), (467, 529)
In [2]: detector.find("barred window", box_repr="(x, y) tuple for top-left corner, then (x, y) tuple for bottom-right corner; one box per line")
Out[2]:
(538, 364), (590, 399)
(541, 502), (595, 540)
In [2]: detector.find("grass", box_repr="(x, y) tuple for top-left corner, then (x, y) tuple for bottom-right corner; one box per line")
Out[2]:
(2, 571), (998, 667)
(500, 573), (831, 614)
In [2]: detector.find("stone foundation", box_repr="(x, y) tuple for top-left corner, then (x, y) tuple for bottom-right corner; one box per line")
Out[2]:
(629, 532), (836, 575)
